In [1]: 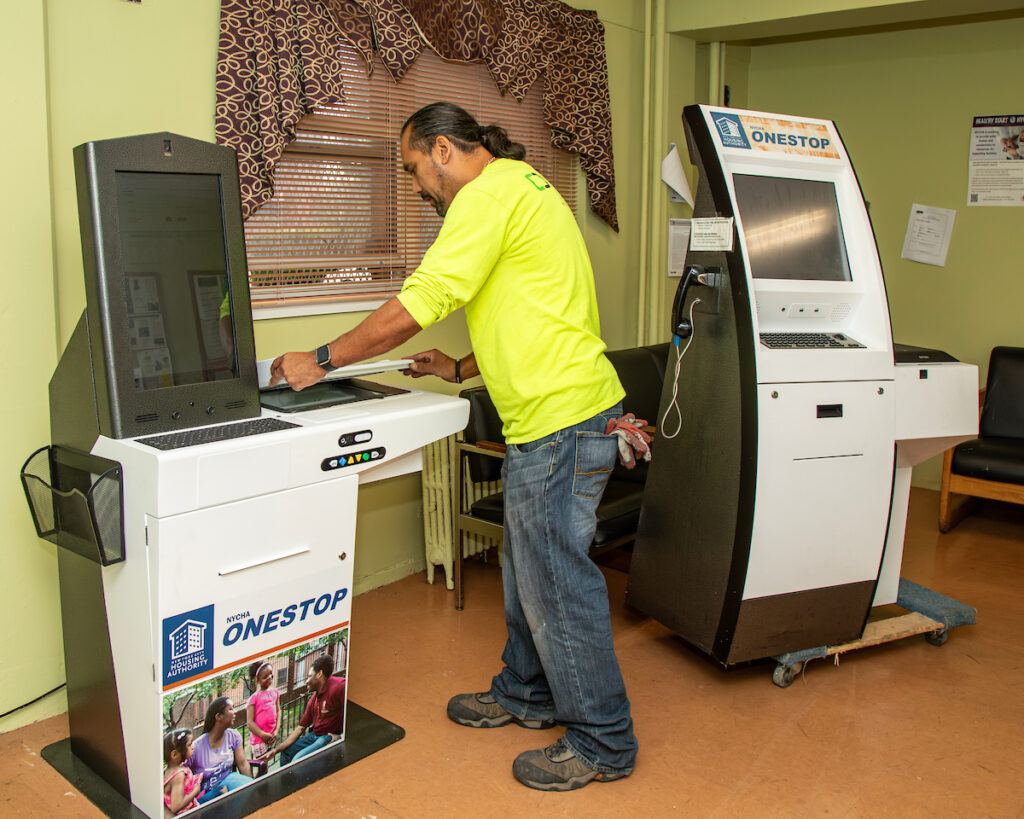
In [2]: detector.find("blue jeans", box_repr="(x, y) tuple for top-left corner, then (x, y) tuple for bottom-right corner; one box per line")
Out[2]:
(195, 771), (252, 804)
(281, 729), (333, 764)
(490, 403), (637, 774)
(291, 732), (333, 762)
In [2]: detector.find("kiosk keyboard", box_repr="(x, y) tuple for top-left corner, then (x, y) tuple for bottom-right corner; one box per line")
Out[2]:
(759, 332), (865, 349)
(137, 417), (299, 450)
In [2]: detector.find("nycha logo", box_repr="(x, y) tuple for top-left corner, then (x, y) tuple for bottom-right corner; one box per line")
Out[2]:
(222, 589), (348, 647)
(714, 113), (750, 149)
(163, 604), (214, 687)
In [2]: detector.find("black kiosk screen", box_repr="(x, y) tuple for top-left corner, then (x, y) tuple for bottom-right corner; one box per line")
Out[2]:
(115, 171), (238, 390)
(732, 174), (852, 282)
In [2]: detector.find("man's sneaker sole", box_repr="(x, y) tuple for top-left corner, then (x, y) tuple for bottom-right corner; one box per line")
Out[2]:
(446, 692), (556, 730)
(515, 768), (626, 792)
(512, 738), (629, 791)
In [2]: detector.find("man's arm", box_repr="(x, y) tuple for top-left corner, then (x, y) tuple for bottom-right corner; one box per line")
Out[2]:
(269, 297), (422, 391)
(403, 350), (478, 383)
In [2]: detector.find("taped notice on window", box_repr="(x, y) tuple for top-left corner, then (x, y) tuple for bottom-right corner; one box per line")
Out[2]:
(689, 217), (734, 251)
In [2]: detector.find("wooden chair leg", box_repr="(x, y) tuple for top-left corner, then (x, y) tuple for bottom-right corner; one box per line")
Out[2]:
(938, 448), (955, 532)
(939, 449), (982, 532)
(941, 494), (980, 533)
(455, 527), (465, 611)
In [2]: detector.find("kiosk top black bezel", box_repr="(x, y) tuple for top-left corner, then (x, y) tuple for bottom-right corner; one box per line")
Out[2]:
(73, 132), (260, 440)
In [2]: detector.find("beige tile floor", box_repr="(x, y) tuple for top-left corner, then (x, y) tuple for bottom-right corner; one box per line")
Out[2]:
(3, 488), (1022, 818)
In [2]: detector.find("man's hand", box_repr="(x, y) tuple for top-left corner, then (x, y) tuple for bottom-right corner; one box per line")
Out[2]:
(269, 351), (327, 391)
(402, 350), (457, 381)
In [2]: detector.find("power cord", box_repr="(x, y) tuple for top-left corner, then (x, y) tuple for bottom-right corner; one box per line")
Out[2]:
(0, 682), (66, 721)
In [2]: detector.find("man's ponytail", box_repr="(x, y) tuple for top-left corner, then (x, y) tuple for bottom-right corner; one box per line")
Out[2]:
(403, 102), (526, 160)
(480, 123), (526, 160)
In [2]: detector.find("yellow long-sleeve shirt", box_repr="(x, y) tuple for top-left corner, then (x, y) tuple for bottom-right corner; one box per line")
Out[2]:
(397, 159), (622, 444)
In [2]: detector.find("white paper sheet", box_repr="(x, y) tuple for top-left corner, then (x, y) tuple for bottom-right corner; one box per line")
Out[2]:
(900, 204), (956, 267)
(258, 358), (413, 390)
(661, 143), (694, 207)
(689, 217), (734, 252)
(667, 219), (691, 277)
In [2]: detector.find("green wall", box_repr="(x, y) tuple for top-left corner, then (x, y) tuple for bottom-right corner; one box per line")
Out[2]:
(1, 0), (649, 732)
(0, 0), (63, 737)
(744, 16), (1024, 486)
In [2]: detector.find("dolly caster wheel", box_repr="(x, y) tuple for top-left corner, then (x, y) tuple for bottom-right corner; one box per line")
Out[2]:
(772, 662), (801, 688)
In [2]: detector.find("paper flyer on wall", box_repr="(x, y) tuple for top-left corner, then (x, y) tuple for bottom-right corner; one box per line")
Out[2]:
(967, 114), (1024, 206)
(901, 204), (956, 267)
(667, 219), (691, 277)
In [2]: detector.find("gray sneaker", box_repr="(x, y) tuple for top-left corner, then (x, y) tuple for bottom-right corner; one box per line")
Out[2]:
(446, 692), (556, 729)
(512, 737), (628, 791)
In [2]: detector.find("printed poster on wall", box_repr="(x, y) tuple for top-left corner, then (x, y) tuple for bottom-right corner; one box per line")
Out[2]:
(967, 114), (1024, 206)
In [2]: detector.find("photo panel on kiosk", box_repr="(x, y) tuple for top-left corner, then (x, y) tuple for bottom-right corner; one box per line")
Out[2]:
(161, 628), (350, 810)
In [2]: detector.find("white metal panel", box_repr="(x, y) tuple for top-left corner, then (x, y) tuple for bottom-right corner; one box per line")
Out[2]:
(153, 476), (358, 683)
(744, 380), (894, 600)
(874, 361), (979, 605)
(893, 362), (979, 463)
(105, 389), (469, 517)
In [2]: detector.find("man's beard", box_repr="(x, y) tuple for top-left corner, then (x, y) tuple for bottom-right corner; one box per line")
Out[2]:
(421, 193), (446, 217)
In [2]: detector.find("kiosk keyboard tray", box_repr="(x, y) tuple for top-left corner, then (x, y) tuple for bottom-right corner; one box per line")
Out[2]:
(136, 417), (299, 450)
(760, 332), (865, 349)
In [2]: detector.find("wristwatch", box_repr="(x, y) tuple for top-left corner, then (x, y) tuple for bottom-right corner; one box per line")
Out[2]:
(454, 358), (462, 384)
(315, 344), (337, 372)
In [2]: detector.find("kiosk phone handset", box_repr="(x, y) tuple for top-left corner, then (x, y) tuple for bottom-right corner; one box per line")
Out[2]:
(662, 265), (720, 439)
(671, 265), (721, 341)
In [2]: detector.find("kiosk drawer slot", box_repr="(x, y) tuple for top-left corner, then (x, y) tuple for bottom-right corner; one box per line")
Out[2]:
(217, 545), (311, 576)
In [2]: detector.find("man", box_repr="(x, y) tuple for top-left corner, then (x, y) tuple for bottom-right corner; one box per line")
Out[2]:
(270, 102), (637, 790)
(268, 655), (345, 764)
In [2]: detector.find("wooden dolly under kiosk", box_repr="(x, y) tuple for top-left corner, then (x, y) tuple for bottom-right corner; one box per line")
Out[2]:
(771, 579), (976, 688)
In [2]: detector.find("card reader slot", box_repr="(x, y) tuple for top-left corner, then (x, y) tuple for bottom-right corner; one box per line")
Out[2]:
(817, 404), (844, 418)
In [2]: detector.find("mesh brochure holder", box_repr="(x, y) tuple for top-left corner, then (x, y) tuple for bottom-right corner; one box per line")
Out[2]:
(21, 445), (125, 566)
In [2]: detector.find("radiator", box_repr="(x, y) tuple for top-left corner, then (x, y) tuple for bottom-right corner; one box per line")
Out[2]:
(421, 435), (502, 589)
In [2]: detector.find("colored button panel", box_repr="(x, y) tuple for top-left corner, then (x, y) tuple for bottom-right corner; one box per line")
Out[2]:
(321, 447), (386, 471)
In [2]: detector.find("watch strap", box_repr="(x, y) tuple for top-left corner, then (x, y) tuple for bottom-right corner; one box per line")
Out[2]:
(316, 344), (337, 371)
(454, 357), (462, 384)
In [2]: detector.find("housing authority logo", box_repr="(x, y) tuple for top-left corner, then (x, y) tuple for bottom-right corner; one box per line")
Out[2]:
(163, 605), (215, 687)
(713, 113), (751, 149)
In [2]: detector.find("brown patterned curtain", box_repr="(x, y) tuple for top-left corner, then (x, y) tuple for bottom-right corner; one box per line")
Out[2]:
(217, 0), (618, 230)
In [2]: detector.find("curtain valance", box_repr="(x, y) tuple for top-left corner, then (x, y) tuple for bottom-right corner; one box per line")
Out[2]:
(217, 0), (618, 229)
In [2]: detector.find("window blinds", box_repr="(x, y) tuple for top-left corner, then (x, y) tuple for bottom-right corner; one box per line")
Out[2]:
(245, 43), (578, 308)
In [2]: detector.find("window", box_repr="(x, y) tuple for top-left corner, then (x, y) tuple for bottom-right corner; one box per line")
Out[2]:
(245, 43), (579, 315)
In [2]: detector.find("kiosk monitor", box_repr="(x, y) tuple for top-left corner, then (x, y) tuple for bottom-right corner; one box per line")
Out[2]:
(731, 174), (852, 282)
(63, 132), (260, 443)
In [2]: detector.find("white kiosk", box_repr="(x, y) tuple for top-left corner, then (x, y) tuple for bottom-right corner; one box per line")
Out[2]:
(627, 106), (977, 667)
(22, 133), (468, 817)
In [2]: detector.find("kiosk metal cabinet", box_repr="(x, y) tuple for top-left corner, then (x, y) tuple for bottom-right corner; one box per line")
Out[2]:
(628, 106), (915, 664)
(23, 132), (469, 817)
